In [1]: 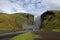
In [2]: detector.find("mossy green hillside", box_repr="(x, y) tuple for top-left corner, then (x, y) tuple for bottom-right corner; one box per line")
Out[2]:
(41, 10), (60, 32)
(0, 13), (34, 30)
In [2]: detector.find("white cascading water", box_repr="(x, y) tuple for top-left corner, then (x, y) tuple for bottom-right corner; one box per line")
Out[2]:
(33, 16), (41, 31)
(22, 16), (41, 31)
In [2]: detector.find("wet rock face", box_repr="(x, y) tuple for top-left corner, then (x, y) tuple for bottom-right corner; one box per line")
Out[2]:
(0, 13), (34, 30)
(41, 11), (60, 30)
(26, 14), (34, 25)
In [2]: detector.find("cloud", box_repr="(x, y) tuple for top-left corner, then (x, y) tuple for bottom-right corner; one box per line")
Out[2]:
(45, 0), (60, 10)
(1, 0), (60, 15)
(0, 0), (48, 15)
(0, 0), (27, 13)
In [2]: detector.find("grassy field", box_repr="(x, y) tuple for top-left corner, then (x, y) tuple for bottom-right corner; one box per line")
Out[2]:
(52, 29), (60, 32)
(10, 32), (40, 40)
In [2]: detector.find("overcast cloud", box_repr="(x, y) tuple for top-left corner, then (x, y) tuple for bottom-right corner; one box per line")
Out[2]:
(45, 0), (60, 10)
(0, 0), (60, 16)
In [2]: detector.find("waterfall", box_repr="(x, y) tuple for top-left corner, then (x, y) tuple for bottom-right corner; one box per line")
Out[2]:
(22, 15), (41, 31)
(33, 16), (41, 31)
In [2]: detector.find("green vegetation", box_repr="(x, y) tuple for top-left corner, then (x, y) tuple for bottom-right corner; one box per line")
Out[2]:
(10, 32), (40, 40)
(0, 13), (34, 30)
(52, 29), (60, 32)
(41, 10), (60, 32)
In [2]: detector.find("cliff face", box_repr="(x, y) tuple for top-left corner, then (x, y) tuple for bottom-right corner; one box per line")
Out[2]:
(0, 13), (34, 30)
(41, 11), (60, 30)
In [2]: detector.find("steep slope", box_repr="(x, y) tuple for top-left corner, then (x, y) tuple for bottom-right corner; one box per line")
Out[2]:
(41, 10), (60, 31)
(0, 13), (34, 30)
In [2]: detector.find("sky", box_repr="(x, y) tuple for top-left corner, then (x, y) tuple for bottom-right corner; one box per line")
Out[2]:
(0, 0), (60, 16)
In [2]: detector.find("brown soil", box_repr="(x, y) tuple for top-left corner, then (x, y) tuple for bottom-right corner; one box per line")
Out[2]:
(35, 30), (60, 40)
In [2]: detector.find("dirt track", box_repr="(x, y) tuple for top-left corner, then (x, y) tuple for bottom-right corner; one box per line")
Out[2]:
(0, 31), (27, 40)
(35, 30), (60, 40)
(0, 31), (60, 40)
(0, 34), (16, 40)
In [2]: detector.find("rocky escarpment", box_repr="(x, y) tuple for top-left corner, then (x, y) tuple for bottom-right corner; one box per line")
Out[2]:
(0, 13), (34, 30)
(41, 10), (60, 30)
